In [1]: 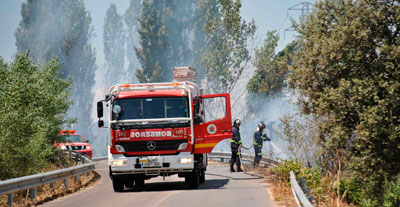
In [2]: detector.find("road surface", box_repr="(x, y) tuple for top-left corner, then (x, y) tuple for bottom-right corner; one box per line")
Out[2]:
(40, 160), (275, 207)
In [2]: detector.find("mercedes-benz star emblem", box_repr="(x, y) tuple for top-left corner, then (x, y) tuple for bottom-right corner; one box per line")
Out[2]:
(147, 141), (156, 151)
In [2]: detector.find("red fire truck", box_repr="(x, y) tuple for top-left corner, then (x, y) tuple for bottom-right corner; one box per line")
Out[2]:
(97, 67), (233, 192)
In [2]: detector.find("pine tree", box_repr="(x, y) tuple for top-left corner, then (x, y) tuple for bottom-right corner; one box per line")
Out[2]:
(135, 0), (198, 83)
(104, 3), (125, 87)
(124, 0), (142, 83)
(15, 0), (97, 144)
(135, 0), (169, 83)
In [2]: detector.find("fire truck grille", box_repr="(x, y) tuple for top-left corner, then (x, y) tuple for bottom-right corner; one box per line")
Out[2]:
(116, 140), (187, 152)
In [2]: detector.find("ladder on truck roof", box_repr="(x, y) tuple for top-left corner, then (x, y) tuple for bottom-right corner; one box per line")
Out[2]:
(109, 82), (198, 96)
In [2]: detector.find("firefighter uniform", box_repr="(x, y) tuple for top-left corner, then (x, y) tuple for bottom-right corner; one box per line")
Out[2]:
(253, 130), (263, 167)
(230, 119), (242, 172)
(253, 122), (270, 168)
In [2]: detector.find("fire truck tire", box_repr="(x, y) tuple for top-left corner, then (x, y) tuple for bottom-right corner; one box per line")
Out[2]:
(125, 176), (134, 188)
(135, 177), (145, 187)
(199, 168), (205, 184)
(112, 176), (124, 192)
(186, 169), (200, 188)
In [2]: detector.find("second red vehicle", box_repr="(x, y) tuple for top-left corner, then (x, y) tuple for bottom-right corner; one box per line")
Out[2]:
(54, 130), (93, 158)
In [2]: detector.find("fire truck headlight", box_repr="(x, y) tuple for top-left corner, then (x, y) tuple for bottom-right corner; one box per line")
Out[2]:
(180, 158), (193, 164)
(60, 145), (67, 150)
(177, 143), (188, 150)
(115, 145), (126, 152)
(111, 159), (127, 166)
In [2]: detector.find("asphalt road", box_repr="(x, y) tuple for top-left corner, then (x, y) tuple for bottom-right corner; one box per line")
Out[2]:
(40, 160), (275, 207)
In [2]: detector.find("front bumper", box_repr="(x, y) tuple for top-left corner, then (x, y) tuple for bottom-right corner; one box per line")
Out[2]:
(109, 152), (194, 175)
(76, 149), (92, 158)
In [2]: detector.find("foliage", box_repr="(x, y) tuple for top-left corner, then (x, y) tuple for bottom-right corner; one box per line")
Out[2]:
(15, 0), (97, 142)
(289, 0), (400, 204)
(279, 113), (319, 167)
(247, 31), (281, 96)
(135, 0), (196, 83)
(103, 3), (125, 87)
(382, 175), (400, 207)
(0, 55), (71, 180)
(124, 0), (142, 83)
(339, 174), (400, 207)
(134, 0), (169, 83)
(272, 160), (322, 189)
(246, 32), (297, 114)
(339, 176), (365, 205)
(201, 0), (255, 93)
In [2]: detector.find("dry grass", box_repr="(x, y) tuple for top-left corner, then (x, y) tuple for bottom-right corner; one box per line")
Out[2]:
(246, 163), (357, 207)
(0, 171), (100, 207)
(246, 165), (298, 207)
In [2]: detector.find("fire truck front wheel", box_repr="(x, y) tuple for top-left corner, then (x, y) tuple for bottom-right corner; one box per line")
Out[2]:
(185, 169), (200, 188)
(125, 176), (134, 188)
(134, 176), (145, 188)
(112, 176), (124, 192)
(199, 168), (205, 184)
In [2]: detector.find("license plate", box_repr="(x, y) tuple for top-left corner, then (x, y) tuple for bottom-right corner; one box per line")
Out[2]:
(138, 157), (160, 167)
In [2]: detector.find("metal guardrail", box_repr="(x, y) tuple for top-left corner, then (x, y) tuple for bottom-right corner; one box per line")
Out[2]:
(290, 171), (313, 207)
(0, 151), (96, 207)
(208, 151), (272, 165)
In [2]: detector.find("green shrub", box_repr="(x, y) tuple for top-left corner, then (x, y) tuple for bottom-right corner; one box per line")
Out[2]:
(383, 175), (400, 207)
(339, 176), (364, 205)
(0, 55), (71, 180)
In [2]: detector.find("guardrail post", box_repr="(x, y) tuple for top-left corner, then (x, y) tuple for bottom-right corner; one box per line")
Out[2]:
(74, 175), (78, 183)
(29, 187), (36, 201)
(64, 179), (68, 189)
(50, 182), (54, 189)
(8, 193), (13, 207)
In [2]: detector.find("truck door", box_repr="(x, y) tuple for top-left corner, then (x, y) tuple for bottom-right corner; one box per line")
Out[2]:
(193, 93), (233, 154)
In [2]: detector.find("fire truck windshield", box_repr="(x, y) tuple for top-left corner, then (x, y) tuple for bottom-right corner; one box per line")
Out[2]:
(112, 97), (189, 121)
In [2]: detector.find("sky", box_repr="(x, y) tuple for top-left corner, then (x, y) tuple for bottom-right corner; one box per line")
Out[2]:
(0, 0), (314, 65)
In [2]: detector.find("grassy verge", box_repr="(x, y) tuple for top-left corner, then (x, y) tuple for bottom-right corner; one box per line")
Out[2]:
(0, 169), (100, 207)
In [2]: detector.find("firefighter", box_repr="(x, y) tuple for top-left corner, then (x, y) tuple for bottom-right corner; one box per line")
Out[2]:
(253, 121), (270, 168)
(230, 119), (243, 172)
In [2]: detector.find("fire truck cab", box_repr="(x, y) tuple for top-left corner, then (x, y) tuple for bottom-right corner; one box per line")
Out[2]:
(97, 67), (233, 192)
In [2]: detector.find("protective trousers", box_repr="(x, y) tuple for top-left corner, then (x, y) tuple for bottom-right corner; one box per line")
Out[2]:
(254, 146), (262, 167)
(230, 148), (241, 171)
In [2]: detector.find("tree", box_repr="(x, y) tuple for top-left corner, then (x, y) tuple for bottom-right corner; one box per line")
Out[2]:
(0, 55), (71, 179)
(246, 32), (297, 114)
(247, 32), (297, 97)
(135, 0), (196, 83)
(201, 0), (256, 93)
(104, 3), (125, 87)
(290, 0), (400, 203)
(124, 0), (142, 82)
(135, 0), (169, 83)
(15, 0), (97, 142)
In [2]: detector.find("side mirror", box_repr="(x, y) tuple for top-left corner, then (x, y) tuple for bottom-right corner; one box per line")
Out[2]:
(86, 140), (90, 143)
(98, 120), (104, 128)
(97, 101), (103, 118)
